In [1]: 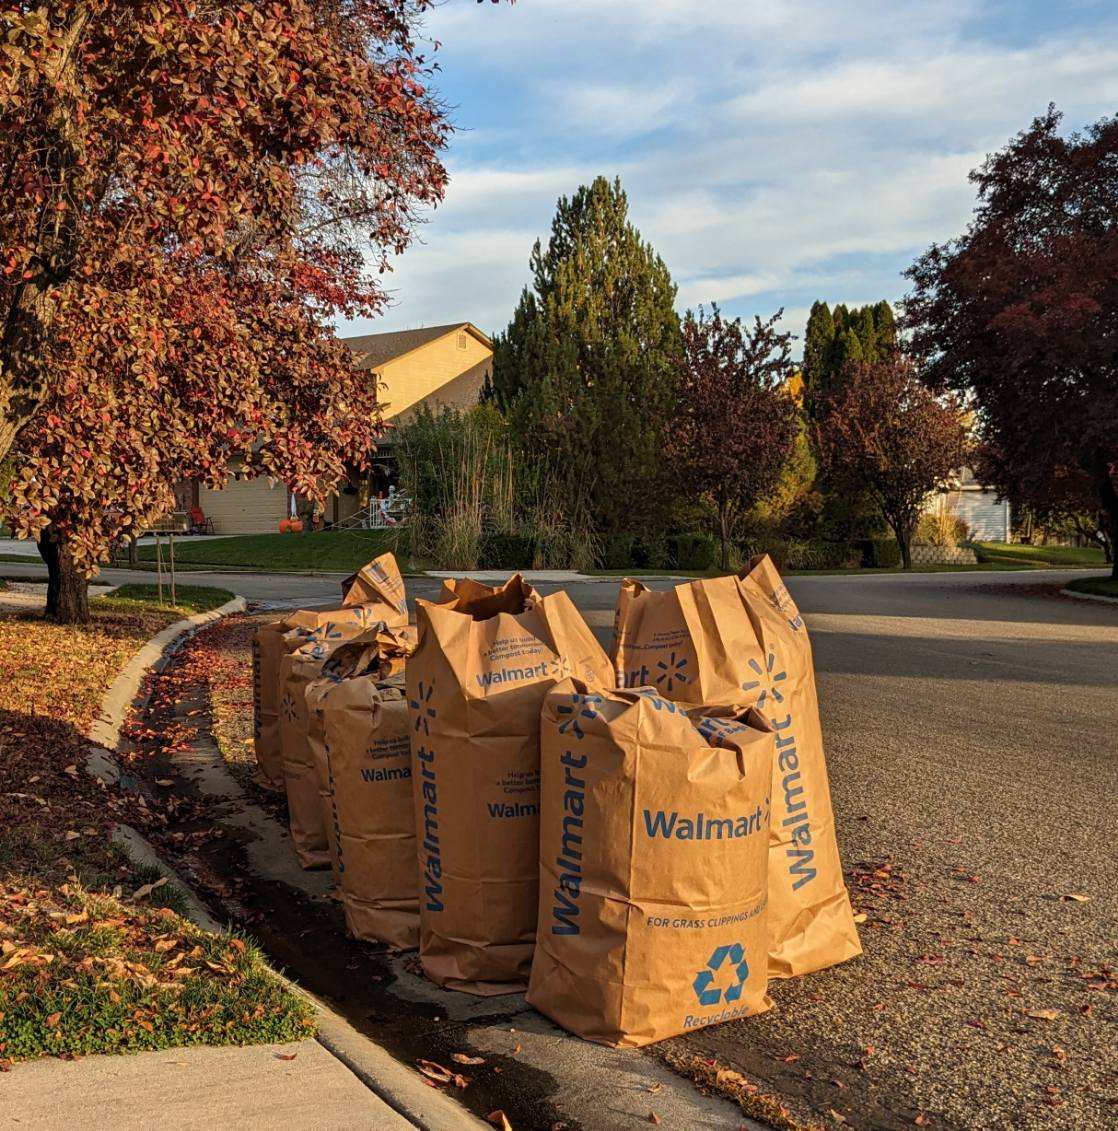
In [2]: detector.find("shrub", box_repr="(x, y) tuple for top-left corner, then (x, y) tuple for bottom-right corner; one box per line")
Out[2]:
(480, 530), (537, 570)
(859, 538), (902, 568)
(916, 508), (969, 547)
(668, 532), (717, 571)
(596, 533), (636, 570)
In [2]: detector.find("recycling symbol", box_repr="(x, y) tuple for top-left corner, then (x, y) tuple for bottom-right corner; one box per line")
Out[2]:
(692, 943), (749, 1007)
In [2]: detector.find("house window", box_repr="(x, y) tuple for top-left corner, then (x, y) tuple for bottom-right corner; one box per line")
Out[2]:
(457, 332), (468, 350)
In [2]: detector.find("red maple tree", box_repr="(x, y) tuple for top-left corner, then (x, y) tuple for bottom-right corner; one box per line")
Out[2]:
(815, 357), (967, 569)
(669, 306), (798, 571)
(905, 107), (1118, 579)
(0, 1), (452, 620)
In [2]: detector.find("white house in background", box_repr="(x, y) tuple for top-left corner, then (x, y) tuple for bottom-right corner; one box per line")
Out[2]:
(925, 467), (1011, 542)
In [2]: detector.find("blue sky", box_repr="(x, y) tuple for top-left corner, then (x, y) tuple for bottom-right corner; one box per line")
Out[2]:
(343, 0), (1118, 355)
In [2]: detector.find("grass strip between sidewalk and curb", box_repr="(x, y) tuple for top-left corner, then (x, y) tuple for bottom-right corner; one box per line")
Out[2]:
(0, 590), (314, 1066)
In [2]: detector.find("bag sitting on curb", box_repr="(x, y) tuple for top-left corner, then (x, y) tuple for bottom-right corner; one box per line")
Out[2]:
(527, 681), (773, 1047)
(611, 556), (861, 980)
(253, 552), (409, 790)
(408, 574), (612, 995)
(319, 681), (417, 948)
(306, 625), (417, 878)
(279, 627), (353, 869)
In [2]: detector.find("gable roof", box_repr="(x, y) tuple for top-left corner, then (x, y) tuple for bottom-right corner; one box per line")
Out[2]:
(342, 322), (492, 371)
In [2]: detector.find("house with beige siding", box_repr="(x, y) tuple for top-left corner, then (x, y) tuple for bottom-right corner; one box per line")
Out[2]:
(177, 322), (491, 535)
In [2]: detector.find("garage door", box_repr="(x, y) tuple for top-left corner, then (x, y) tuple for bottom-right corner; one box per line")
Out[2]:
(200, 475), (290, 535)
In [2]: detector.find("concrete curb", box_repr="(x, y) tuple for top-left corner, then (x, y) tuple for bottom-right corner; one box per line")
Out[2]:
(87, 597), (485, 1131)
(1060, 587), (1118, 606)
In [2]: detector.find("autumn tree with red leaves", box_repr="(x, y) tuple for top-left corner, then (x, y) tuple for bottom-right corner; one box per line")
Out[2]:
(670, 305), (797, 571)
(816, 357), (966, 569)
(0, 2), (453, 621)
(905, 107), (1118, 579)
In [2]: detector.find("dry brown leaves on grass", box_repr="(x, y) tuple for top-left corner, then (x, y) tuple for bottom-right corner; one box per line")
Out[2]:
(0, 605), (181, 729)
(0, 603), (312, 1062)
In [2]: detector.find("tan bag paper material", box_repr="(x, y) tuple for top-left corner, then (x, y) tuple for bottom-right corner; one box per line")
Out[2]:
(610, 555), (861, 979)
(320, 682), (418, 948)
(306, 625), (418, 880)
(408, 573), (612, 994)
(254, 552), (409, 788)
(527, 682), (773, 1047)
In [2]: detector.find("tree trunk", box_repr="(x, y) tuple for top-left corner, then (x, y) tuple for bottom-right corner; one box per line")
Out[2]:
(718, 503), (732, 573)
(1092, 457), (1118, 580)
(128, 535), (138, 565)
(37, 528), (90, 624)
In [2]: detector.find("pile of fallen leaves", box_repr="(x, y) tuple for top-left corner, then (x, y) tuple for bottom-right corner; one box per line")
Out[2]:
(0, 602), (313, 1064)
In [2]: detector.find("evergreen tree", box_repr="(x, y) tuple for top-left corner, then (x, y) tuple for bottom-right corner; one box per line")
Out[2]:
(491, 176), (681, 533)
(802, 301), (835, 417)
(855, 306), (879, 363)
(873, 300), (897, 354)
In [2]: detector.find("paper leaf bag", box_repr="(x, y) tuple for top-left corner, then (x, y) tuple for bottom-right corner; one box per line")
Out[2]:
(527, 682), (773, 1047)
(408, 574), (612, 995)
(611, 557), (861, 978)
(254, 551), (409, 790)
(319, 681), (418, 949)
(307, 624), (418, 876)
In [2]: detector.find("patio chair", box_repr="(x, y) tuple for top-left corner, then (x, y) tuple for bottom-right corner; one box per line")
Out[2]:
(189, 506), (215, 535)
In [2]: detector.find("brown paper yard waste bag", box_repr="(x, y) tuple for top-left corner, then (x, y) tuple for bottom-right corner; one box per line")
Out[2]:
(319, 682), (418, 948)
(527, 682), (773, 1047)
(279, 630), (339, 869)
(611, 555), (861, 979)
(254, 552), (409, 789)
(408, 574), (612, 994)
(304, 625), (417, 881)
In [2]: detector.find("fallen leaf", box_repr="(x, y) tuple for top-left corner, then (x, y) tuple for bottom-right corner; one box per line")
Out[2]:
(155, 779), (174, 787)
(1062, 893), (1090, 903)
(487, 1112), (513, 1131)
(830, 1110), (848, 1125)
(648, 1114), (661, 1126)
(914, 1114), (930, 1126)
(131, 877), (168, 901)
(46, 1012), (62, 1027)
(416, 1060), (467, 1088)
(274, 1052), (298, 1061)
(853, 913), (868, 924)
(64, 831), (81, 842)
(451, 1053), (485, 1066)
(1027, 1008), (1060, 1021)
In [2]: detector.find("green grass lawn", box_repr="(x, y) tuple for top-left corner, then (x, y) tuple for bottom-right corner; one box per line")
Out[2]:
(1064, 575), (1118, 598)
(0, 593), (312, 1064)
(971, 541), (1106, 568)
(134, 529), (408, 572)
(100, 584), (235, 615)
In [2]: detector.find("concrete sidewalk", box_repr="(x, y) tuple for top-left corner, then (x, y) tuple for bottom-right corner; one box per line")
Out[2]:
(1, 1040), (412, 1130)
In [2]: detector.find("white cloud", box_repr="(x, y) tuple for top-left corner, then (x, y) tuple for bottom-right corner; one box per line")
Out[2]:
(346, 0), (1118, 349)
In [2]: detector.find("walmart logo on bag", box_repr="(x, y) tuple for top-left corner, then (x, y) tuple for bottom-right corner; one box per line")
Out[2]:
(556, 692), (603, 740)
(409, 680), (437, 735)
(742, 649), (817, 890)
(655, 651), (689, 692)
(692, 943), (749, 1007)
(741, 651), (786, 710)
